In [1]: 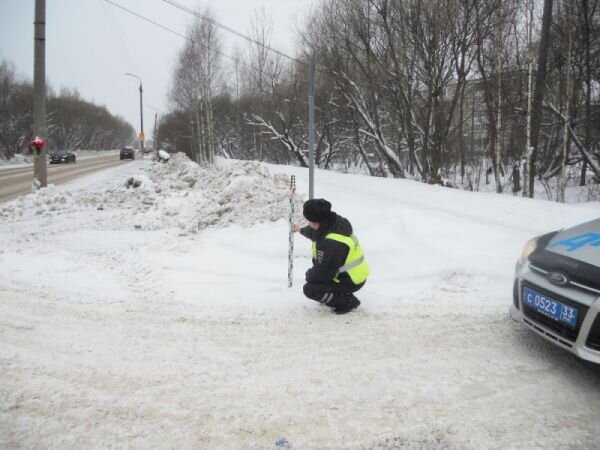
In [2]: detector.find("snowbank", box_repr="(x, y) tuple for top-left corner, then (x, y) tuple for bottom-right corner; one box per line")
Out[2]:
(1, 153), (304, 234)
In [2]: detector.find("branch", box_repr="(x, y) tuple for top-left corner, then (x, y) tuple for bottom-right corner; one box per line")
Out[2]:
(544, 100), (600, 177)
(246, 114), (308, 167)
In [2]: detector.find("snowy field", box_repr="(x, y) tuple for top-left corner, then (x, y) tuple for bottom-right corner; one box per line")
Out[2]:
(1, 154), (600, 449)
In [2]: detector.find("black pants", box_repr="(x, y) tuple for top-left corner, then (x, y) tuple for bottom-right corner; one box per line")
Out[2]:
(303, 280), (365, 309)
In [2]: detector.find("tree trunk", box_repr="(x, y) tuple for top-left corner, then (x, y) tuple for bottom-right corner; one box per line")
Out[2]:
(580, 0), (592, 186)
(528, 0), (553, 197)
(207, 96), (215, 164)
(558, 3), (572, 203)
(494, 4), (503, 194)
(523, 0), (534, 197)
(512, 165), (521, 193)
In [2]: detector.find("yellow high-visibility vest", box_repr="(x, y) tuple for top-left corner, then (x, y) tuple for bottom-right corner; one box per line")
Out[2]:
(312, 232), (370, 284)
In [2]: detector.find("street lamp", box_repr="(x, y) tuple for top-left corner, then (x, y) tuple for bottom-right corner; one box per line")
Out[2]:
(124, 72), (144, 158)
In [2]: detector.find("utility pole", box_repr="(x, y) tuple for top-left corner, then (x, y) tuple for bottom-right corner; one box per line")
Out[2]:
(308, 53), (316, 199)
(148, 105), (158, 151)
(153, 111), (158, 151)
(33, 0), (47, 189)
(125, 73), (144, 158)
(139, 81), (144, 158)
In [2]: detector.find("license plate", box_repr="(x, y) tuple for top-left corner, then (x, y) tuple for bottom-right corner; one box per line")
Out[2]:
(522, 287), (579, 327)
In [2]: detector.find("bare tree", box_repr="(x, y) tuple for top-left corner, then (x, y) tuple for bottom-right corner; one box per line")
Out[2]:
(0, 59), (133, 159)
(170, 8), (222, 164)
(241, 8), (286, 161)
(557, 0), (574, 202)
(0, 61), (33, 159)
(165, 0), (600, 199)
(578, 0), (599, 185)
(523, 0), (535, 197)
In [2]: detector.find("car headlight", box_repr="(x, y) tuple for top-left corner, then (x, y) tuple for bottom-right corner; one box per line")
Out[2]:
(517, 236), (539, 268)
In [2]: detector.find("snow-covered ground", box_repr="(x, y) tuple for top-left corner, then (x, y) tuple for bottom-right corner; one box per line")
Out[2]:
(1, 154), (600, 449)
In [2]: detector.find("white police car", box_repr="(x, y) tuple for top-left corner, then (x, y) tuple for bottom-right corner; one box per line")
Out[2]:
(511, 218), (600, 364)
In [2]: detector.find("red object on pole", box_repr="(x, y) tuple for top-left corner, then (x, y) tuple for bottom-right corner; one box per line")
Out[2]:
(31, 137), (45, 150)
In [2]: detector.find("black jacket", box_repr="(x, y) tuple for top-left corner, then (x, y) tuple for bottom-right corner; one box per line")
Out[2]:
(300, 212), (355, 286)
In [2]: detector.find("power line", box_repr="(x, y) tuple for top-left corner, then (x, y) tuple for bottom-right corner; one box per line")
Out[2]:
(160, 0), (307, 67)
(104, 0), (304, 89)
(101, 0), (139, 73)
(105, 0), (199, 48)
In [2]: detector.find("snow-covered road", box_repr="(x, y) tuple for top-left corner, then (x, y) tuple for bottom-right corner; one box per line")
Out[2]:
(1, 155), (599, 449)
(0, 152), (125, 203)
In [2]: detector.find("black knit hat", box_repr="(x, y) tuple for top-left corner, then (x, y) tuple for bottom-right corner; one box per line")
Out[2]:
(303, 198), (332, 223)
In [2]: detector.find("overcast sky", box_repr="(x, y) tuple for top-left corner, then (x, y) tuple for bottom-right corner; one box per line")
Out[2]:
(0, 0), (314, 139)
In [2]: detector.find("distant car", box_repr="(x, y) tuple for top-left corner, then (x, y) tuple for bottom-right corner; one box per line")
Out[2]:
(120, 147), (135, 160)
(511, 218), (600, 364)
(49, 149), (76, 164)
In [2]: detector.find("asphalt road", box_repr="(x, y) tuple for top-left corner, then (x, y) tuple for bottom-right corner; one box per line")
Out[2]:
(0, 153), (130, 203)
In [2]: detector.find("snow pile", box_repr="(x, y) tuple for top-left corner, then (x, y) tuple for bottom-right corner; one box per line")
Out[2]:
(0, 184), (76, 219)
(0, 153), (304, 234)
(136, 153), (303, 233)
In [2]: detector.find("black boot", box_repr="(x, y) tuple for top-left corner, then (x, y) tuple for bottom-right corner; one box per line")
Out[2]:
(333, 294), (361, 315)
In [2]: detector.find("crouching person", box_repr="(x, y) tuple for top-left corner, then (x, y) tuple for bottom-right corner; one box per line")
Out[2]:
(293, 198), (369, 314)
